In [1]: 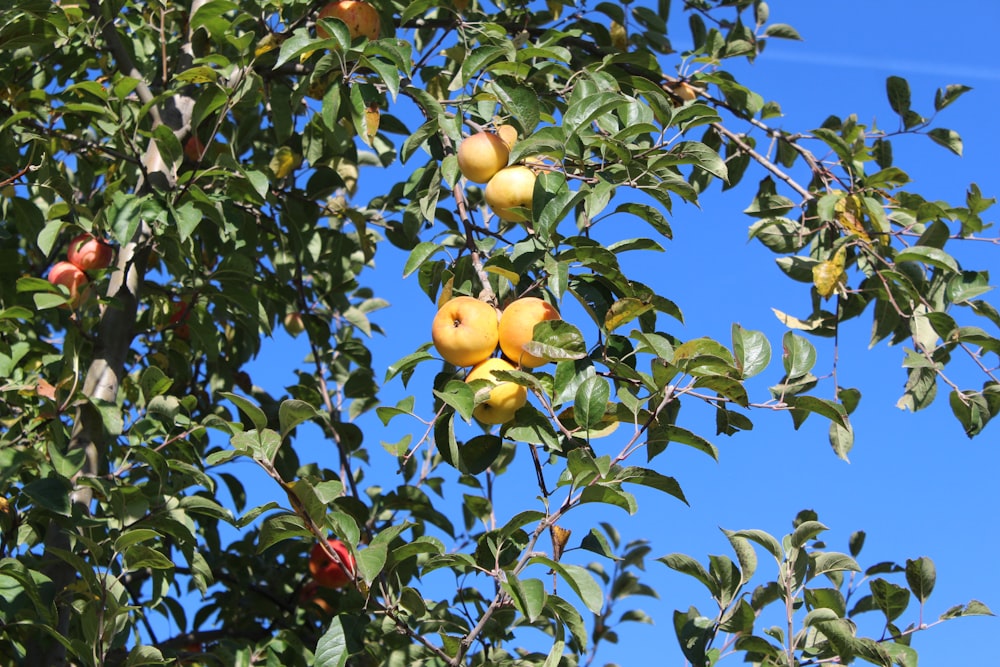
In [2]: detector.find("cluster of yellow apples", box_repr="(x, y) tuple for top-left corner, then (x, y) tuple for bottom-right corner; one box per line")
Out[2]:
(431, 295), (560, 424)
(46, 233), (114, 308)
(457, 127), (537, 223)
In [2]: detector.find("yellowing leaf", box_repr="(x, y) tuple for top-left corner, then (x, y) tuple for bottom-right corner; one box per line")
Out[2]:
(254, 33), (285, 57)
(550, 525), (571, 562)
(610, 21), (628, 50)
(364, 103), (380, 145)
(812, 247), (846, 299)
(333, 158), (359, 196)
(174, 66), (218, 84)
(269, 146), (302, 179)
(484, 265), (520, 283)
(834, 194), (869, 242)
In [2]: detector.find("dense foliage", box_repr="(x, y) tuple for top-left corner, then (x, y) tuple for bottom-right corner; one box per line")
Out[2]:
(0, 0), (995, 664)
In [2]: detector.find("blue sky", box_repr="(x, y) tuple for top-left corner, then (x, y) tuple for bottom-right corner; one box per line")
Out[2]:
(226, 1), (1000, 662)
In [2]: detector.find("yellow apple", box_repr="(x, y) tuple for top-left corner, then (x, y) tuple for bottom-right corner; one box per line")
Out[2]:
(284, 312), (305, 337)
(317, 0), (380, 41)
(466, 357), (527, 425)
(498, 296), (561, 368)
(668, 80), (700, 103)
(431, 296), (499, 367)
(496, 124), (518, 151)
(484, 165), (536, 222)
(457, 132), (510, 183)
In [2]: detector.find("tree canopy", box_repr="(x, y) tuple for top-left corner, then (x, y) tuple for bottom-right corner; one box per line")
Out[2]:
(0, 0), (996, 665)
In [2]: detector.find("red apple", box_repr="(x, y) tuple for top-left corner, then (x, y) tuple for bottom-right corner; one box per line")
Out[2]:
(169, 300), (192, 340)
(308, 538), (356, 588)
(47, 261), (89, 307)
(184, 136), (206, 162)
(67, 233), (114, 271)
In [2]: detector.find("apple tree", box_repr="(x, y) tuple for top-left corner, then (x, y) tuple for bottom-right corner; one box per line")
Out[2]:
(0, 0), (995, 665)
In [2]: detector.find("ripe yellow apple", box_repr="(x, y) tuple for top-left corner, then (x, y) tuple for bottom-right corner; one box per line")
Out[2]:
(457, 132), (510, 183)
(496, 124), (518, 151)
(498, 296), (561, 368)
(668, 80), (699, 103)
(317, 0), (381, 41)
(47, 261), (88, 307)
(431, 296), (500, 367)
(484, 165), (536, 222)
(284, 311), (305, 337)
(466, 357), (527, 425)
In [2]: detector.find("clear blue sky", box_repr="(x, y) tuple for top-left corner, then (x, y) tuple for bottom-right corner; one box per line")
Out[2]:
(227, 2), (1000, 662)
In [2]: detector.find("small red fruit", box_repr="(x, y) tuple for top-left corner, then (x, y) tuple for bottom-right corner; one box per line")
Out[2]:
(299, 580), (335, 616)
(67, 233), (114, 271)
(184, 136), (206, 162)
(47, 261), (89, 307)
(169, 300), (192, 340)
(308, 538), (356, 589)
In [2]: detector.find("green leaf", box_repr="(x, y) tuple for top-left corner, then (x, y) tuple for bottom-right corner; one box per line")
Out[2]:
(785, 395), (849, 429)
(139, 366), (173, 402)
(668, 141), (728, 182)
(722, 529), (757, 584)
(939, 600), (994, 619)
(278, 399), (317, 440)
(219, 391), (267, 431)
(934, 84), (972, 111)
(114, 529), (163, 552)
(461, 434), (503, 475)
(782, 331), (816, 379)
(580, 528), (620, 560)
(886, 76), (911, 116)
(763, 23), (802, 40)
(402, 241), (441, 279)
(523, 320), (588, 362)
(123, 545), (176, 571)
(614, 202), (673, 239)
(547, 594), (590, 651)
(895, 246), (959, 272)
(231, 428), (283, 464)
(829, 418), (854, 462)
(502, 575), (547, 623)
(812, 551), (861, 576)
(562, 92), (624, 136)
(527, 556), (603, 614)
(790, 520), (827, 548)
(732, 324), (771, 379)
(257, 512), (312, 552)
(928, 128), (963, 156)
(314, 614), (349, 667)
(905, 556), (935, 603)
(617, 466), (687, 505)
(22, 474), (72, 516)
(647, 424), (719, 461)
(870, 578), (910, 623)
(658, 554), (717, 596)
(434, 380), (476, 423)
(574, 376), (611, 429)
